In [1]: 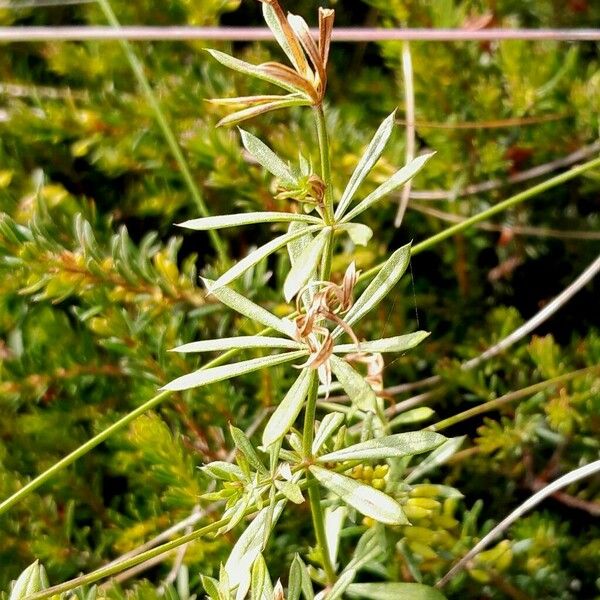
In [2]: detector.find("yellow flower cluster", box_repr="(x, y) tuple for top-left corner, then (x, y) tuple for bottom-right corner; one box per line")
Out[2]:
(348, 463), (389, 490)
(400, 487), (459, 568)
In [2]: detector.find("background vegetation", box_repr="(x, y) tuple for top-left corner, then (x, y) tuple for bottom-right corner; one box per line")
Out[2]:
(0, 0), (599, 598)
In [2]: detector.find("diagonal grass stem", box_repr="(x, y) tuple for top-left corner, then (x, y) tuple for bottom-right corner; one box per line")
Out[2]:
(359, 155), (600, 283)
(96, 0), (227, 262)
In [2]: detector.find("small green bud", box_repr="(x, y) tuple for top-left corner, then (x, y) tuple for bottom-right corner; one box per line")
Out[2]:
(404, 526), (436, 544)
(406, 497), (441, 510)
(403, 504), (432, 520)
(408, 540), (438, 560)
(410, 484), (442, 498)
(468, 568), (491, 583)
(373, 464), (389, 478)
(432, 514), (459, 529)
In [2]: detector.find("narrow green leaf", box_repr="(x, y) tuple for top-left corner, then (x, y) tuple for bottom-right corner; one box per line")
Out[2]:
(341, 153), (434, 223)
(334, 243), (411, 338)
(209, 94), (285, 105)
(250, 555), (273, 600)
(172, 336), (302, 354)
(327, 569), (357, 600)
(341, 223), (373, 246)
(389, 407), (435, 427)
(210, 225), (322, 291)
(347, 527), (383, 571)
(207, 49), (307, 96)
(335, 111), (397, 219)
(318, 432), (446, 463)
(216, 97), (310, 127)
(289, 555), (314, 600)
(262, 485), (278, 548)
(222, 495), (253, 535)
(201, 461), (244, 482)
(334, 331), (430, 353)
(230, 425), (267, 474)
(325, 506), (347, 567)
(346, 583), (447, 600)
(262, 369), (312, 448)
(240, 130), (297, 185)
(202, 278), (296, 338)
(162, 351), (306, 392)
(309, 465), (408, 525)
(312, 412), (345, 455)
(283, 227), (330, 302)
(219, 565), (231, 596)
(287, 557), (302, 600)
(287, 221), (314, 265)
(274, 480), (305, 504)
(287, 221), (316, 308)
(405, 436), (465, 484)
(329, 355), (378, 412)
(200, 575), (221, 600)
(178, 212), (320, 231)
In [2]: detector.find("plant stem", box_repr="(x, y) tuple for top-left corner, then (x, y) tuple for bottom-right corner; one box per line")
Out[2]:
(96, 0), (227, 263)
(359, 155), (600, 283)
(0, 345), (244, 517)
(308, 476), (337, 582)
(300, 367), (338, 586)
(298, 105), (338, 586)
(428, 366), (599, 432)
(0, 389), (167, 517)
(315, 105), (335, 224)
(302, 372), (319, 457)
(437, 458), (600, 588)
(25, 484), (294, 600)
(25, 519), (226, 599)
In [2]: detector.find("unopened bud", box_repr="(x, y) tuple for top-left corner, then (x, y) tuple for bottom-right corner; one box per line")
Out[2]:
(410, 484), (442, 498)
(404, 526), (436, 544)
(403, 504), (432, 520)
(408, 540), (438, 560)
(406, 498), (441, 511)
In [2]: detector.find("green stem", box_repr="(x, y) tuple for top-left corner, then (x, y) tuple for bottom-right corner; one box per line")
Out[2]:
(0, 344), (245, 518)
(23, 459), (363, 598)
(320, 226), (334, 284)
(301, 372), (337, 584)
(0, 389), (168, 517)
(26, 515), (227, 599)
(297, 105), (338, 586)
(308, 475), (337, 583)
(359, 155), (600, 283)
(315, 105), (335, 224)
(302, 371), (319, 457)
(96, 0), (227, 263)
(24, 482), (296, 600)
(428, 366), (598, 432)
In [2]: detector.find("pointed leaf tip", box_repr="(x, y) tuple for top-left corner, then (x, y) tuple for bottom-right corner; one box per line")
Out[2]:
(310, 465), (408, 525)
